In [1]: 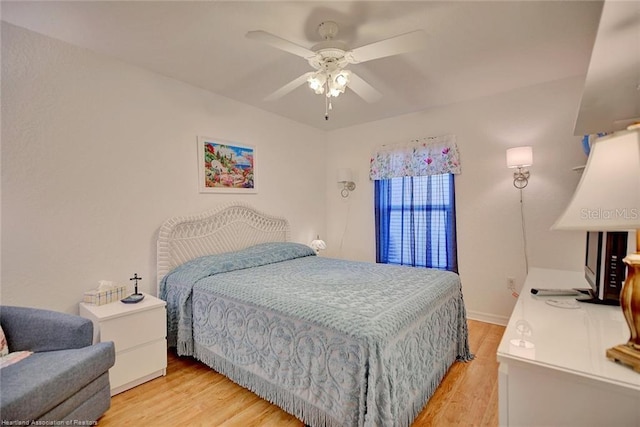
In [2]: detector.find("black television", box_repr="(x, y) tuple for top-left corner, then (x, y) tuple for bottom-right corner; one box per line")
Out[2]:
(582, 231), (631, 305)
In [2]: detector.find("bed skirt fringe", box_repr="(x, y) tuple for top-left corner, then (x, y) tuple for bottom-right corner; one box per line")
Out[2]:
(177, 340), (193, 357)
(194, 344), (343, 427)
(457, 288), (475, 362)
(399, 370), (446, 427)
(175, 340), (193, 356)
(376, 344), (466, 427)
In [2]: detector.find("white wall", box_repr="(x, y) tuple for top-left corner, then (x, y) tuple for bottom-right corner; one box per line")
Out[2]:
(1, 23), (326, 313)
(324, 77), (587, 324)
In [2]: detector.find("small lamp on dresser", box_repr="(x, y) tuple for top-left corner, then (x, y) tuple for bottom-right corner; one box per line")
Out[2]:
(553, 126), (640, 372)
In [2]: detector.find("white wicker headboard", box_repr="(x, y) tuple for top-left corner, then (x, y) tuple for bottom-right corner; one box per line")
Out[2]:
(156, 202), (290, 293)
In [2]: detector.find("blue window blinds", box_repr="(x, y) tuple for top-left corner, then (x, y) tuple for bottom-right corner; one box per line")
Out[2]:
(375, 174), (457, 272)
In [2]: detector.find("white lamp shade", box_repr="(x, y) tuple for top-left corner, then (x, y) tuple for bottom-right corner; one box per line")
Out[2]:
(506, 146), (533, 168)
(553, 128), (640, 231)
(337, 168), (353, 183)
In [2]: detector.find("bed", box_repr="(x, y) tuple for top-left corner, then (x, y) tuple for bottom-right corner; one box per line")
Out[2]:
(157, 203), (472, 427)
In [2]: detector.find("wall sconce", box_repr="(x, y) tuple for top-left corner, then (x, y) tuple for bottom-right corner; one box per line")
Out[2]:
(506, 146), (533, 189)
(309, 235), (326, 254)
(337, 168), (356, 198)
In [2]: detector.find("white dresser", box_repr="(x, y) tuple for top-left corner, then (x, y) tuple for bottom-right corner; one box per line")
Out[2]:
(80, 294), (167, 395)
(497, 268), (640, 426)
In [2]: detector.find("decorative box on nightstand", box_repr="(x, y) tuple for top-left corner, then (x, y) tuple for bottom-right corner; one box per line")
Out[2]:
(79, 293), (167, 395)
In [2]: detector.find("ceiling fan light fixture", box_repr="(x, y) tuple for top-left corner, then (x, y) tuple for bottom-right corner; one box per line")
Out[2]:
(328, 87), (342, 97)
(334, 71), (350, 88)
(307, 73), (326, 94)
(324, 70), (350, 98)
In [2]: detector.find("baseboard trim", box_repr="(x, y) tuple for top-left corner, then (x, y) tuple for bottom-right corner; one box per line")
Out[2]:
(467, 310), (509, 326)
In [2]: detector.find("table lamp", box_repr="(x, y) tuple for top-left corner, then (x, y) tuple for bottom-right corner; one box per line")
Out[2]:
(553, 126), (640, 371)
(310, 236), (327, 254)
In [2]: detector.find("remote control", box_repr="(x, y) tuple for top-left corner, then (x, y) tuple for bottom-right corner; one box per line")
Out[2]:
(530, 288), (582, 296)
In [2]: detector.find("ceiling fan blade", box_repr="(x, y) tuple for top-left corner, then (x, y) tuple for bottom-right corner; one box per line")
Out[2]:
(347, 30), (427, 64)
(264, 72), (315, 101)
(347, 72), (382, 103)
(246, 30), (317, 60)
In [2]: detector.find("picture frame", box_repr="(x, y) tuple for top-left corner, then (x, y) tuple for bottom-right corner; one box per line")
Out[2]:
(197, 136), (256, 193)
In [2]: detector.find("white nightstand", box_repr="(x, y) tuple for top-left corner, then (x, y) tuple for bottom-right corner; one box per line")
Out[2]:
(79, 293), (167, 396)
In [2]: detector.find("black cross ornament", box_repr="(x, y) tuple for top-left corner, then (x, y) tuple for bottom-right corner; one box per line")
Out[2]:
(130, 273), (142, 295)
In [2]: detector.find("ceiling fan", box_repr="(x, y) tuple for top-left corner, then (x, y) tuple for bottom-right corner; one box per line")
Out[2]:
(246, 21), (427, 120)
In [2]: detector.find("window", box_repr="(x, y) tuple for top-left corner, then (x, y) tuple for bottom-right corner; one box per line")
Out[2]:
(375, 174), (457, 272)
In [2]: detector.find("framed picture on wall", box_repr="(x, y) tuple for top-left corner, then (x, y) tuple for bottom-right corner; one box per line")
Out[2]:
(197, 136), (256, 193)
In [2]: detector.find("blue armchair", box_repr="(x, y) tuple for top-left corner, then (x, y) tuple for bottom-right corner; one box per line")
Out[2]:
(0, 306), (115, 423)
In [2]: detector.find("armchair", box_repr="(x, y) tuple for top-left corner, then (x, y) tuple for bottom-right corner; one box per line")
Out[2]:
(0, 305), (115, 423)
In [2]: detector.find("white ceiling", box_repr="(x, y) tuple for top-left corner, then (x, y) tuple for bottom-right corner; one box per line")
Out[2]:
(1, 1), (604, 131)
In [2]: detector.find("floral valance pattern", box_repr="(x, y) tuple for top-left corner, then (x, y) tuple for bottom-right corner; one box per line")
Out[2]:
(369, 134), (460, 180)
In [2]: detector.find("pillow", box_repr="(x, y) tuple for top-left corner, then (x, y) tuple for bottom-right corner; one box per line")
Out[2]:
(0, 324), (8, 357)
(0, 325), (33, 369)
(0, 351), (33, 369)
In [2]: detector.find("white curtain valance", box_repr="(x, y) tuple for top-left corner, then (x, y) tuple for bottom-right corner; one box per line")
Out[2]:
(369, 134), (461, 180)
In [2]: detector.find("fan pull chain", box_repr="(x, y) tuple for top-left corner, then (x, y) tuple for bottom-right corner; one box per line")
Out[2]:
(324, 80), (330, 120)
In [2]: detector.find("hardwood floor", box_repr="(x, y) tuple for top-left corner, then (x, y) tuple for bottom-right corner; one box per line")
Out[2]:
(98, 320), (505, 426)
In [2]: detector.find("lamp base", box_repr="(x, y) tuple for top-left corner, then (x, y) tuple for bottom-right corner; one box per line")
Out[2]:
(608, 233), (640, 373)
(606, 344), (640, 373)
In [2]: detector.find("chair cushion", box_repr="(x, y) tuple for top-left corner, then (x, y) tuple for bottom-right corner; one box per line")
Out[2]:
(0, 342), (114, 421)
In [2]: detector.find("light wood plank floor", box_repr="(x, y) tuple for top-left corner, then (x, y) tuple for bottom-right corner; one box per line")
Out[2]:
(98, 320), (505, 426)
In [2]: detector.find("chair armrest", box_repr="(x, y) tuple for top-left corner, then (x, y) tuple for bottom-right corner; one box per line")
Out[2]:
(0, 306), (93, 352)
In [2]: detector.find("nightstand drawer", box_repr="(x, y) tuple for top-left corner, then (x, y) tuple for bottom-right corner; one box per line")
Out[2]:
(109, 339), (167, 391)
(100, 307), (166, 351)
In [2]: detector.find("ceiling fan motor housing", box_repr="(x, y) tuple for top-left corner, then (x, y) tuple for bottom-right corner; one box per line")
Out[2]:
(317, 21), (339, 40)
(310, 21), (350, 71)
(308, 47), (348, 71)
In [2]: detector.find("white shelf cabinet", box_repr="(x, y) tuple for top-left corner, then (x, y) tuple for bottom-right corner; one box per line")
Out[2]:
(497, 268), (640, 426)
(79, 293), (167, 395)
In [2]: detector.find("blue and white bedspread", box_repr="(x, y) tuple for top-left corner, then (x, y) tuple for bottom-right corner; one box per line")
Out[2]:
(160, 242), (472, 427)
